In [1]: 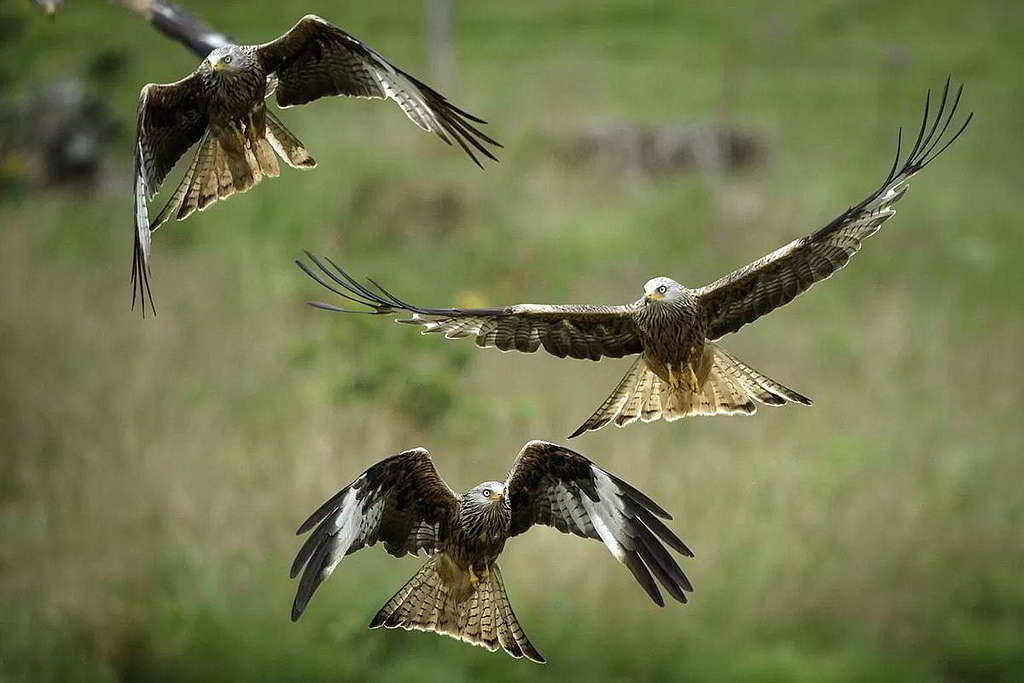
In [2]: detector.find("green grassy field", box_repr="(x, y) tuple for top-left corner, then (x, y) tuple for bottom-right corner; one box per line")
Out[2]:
(2, 1), (1022, 681)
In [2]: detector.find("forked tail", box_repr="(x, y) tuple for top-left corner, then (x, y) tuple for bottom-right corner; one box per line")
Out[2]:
(370, 556), (544, 663)
(149, 112), (313, 233)
(569, 343), (812, 437)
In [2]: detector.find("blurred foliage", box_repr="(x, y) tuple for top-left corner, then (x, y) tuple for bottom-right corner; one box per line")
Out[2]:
(1, 0), (1023, 681)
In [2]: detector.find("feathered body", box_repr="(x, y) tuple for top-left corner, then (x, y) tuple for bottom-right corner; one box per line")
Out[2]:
(198, 45), (274, 196)
(634, 281), (707, 387)
(448, 484), (512, 573)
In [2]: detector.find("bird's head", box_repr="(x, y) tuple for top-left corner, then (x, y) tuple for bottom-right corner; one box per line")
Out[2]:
(643, 276), (686, 304)
(203, 46), (249, 76)
(467, 481), (506, 506)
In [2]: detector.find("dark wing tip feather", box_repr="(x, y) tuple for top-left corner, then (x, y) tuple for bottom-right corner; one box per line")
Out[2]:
(295, 483), (352, 535)
(898, 78), (972, 175)
(812, 79), (971, 242)
(633, 524), (692, 602)
(625, 500), (694, 557)
(300, 252), (504, 320)
(608, 472), (672, 519)
(130, 234), (156, 318)
(399, 70), (502, 165)
(296, 253), (396, 314)
(622, 550), (664, 606)
(291, 542), (332, 621)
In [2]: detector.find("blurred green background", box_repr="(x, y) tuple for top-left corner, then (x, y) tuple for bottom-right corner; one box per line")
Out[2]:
(1, 1), (1022, 681)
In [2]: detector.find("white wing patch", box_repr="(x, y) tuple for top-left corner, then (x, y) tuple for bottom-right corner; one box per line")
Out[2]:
(372, 68), (438, 134)
(578, 468), (628, 563)
(323, 486), (370, 575)
(134, 141), (152, 263)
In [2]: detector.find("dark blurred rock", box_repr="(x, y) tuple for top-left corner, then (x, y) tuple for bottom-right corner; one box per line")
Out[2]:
(0, 77), (121, 189)
(559, 120), (765, 181)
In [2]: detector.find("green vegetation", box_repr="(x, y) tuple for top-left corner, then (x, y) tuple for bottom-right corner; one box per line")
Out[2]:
(2, 1), (1022, 681)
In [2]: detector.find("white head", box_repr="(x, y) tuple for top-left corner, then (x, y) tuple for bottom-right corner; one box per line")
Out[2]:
(643, 276), (686, 304)
(204, 45), (249, 75)
(467, 481), (506, 506)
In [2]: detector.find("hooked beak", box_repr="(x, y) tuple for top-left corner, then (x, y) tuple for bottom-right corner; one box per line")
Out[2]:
(644, 292), (663, 302)
(211, 60), (226, 72)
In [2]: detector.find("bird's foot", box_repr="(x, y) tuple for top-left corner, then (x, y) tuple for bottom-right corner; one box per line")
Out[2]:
(468, 566), (489, 591)
(666, 364), (680, 390)
(686, 366), (700, 393)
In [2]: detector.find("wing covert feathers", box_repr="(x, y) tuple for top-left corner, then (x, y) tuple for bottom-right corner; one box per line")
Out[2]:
(296, 253), (644, 361)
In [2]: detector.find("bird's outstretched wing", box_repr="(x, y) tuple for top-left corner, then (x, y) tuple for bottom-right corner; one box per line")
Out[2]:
(290, 448), (459, 621)
(696, 79), (972, 341)
(505, 441), (693, 606)
(132, 74), (208, 316)
(255, 14), (500, 167)
(297, 253), (644, 361)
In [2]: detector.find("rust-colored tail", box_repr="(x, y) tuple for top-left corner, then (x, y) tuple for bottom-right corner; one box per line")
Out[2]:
(150, 112), (313, 231)
(570, 343), (812, 437)
(370, 556), (544, 663)
(266, 109), (316, 169)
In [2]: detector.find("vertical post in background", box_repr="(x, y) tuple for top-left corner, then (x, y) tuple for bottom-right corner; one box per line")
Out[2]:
(877, 45), (908, 145)
(425, 0), (456, 92)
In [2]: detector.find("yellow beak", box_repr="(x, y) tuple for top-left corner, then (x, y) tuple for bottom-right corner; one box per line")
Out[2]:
(645, 292), (663, 302)
(212, 60), (225, 72)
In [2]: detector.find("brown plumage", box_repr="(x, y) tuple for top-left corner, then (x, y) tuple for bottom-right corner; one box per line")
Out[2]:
(289, 441), (693, 663)
(298, 80), (971, 437)
(132, 14), (501, 315)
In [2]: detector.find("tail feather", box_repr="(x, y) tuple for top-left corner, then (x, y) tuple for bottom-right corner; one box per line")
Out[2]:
(569, 344), (811, 437)
(253, 135), (280, 178)
(370, 557), (544, 663)
(568, 357), (646, 437)
(152, 129), (278, 229)
(214, 141), (235, 199)
(712, 344), (813, 406)
(151, 131), (208, 230)
(266, 110), (317, 169)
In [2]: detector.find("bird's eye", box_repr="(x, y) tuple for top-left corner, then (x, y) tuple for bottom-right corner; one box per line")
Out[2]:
(222, 56), (232, 64)
(657, 285), (668, 294)
(482, 489), (492, 498)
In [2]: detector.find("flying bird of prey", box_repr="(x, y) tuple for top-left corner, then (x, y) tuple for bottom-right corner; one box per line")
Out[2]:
(297, 81), (971, 438)
(289, 441), (693, 663)
(132, 14), (500, 315)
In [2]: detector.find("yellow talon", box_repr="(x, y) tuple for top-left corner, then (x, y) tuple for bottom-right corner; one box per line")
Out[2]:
(468, 566), (489, 590)
(686, 365), (700, 393)
(666, 364), (680, 390)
